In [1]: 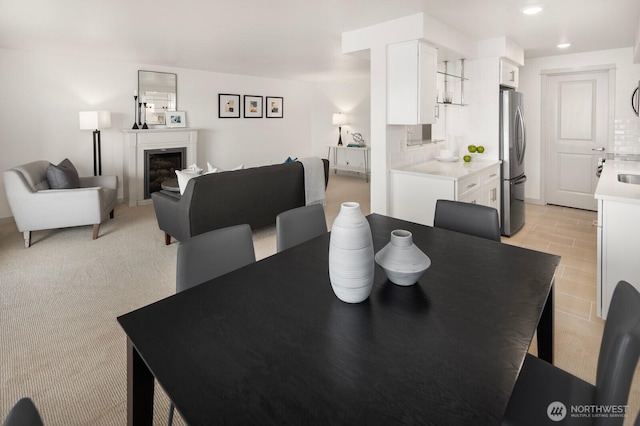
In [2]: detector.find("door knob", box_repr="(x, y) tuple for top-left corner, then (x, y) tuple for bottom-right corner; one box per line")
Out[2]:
(592, 147), (606, 151)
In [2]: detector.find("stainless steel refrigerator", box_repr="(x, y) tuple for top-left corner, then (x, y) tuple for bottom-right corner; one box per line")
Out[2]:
(500, 88), (526, 236)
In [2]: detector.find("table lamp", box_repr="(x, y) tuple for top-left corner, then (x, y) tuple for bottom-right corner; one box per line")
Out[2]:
(332, 112), (347, 146)
(79, 111), (111, 176)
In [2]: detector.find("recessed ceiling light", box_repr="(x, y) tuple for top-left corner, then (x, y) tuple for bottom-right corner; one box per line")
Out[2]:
(557, 43), (571, 49)
(522, 5), (543, 15)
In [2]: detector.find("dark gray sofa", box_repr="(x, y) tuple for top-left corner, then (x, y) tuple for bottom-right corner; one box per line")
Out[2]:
(152, 159), (329, 244)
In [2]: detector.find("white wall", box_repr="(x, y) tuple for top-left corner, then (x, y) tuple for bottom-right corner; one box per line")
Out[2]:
(519, 47), (640, 202)
(0, 48), (370, 221)
(343, 13), (428, 215)
(635, 17), (640, 63)
(439, 57), (500, 161)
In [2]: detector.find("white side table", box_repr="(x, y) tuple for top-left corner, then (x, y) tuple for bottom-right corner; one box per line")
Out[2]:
(327, 145), (370, 182)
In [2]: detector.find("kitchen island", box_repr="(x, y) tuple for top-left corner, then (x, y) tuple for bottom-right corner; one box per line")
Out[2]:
(390, 159), (501, 226)
(594, 159), (640, 318)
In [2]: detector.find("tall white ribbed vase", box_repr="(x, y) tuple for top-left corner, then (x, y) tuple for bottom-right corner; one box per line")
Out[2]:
(329, 202), (374, 303)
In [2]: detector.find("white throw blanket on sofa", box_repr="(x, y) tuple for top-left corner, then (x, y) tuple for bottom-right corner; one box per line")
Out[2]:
(297, 157), (325, 206)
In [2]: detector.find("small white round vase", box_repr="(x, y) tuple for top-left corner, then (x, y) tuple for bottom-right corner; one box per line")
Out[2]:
(329, 202), (375, 303)
(374, 229), (431, 286)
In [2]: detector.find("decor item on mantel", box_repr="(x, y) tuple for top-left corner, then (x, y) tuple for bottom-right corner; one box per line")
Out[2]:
(79, 111), (111, 176)
(332, 112), (347, 145)
(329, 202), (374, 303)
(166, 111), (186, 128)
(142, 99), (149, 129)
(132, 91), (139, 129)
(138, 70), (177, 127)
(375, 229), (431, 286)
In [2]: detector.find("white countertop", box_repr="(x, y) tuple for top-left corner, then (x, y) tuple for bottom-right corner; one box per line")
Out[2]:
(595, 160), (640, 204)
(390, 159), (500, 181)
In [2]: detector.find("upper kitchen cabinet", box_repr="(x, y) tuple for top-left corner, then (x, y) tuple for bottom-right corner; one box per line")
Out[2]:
(499, 59), (519, 89)
(388, 40), (437, 125)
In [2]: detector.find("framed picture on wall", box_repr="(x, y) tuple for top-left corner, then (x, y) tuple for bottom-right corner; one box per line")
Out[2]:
(218, 94), (241, 118)
(243, 95), (263, 118)
(165, 111), (186, 128)
(266, 96), (284, 118)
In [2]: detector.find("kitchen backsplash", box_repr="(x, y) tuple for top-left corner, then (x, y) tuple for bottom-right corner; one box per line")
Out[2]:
(613, 119), (640, 155)
(388, 125), (449, 168)
(389, 138), (441, 168)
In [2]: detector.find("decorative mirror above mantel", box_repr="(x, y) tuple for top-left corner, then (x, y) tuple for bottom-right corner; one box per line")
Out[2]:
(138, 70), (177, 127)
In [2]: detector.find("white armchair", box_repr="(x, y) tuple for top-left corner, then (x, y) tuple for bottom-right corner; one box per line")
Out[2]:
(3, 160), (118, 248)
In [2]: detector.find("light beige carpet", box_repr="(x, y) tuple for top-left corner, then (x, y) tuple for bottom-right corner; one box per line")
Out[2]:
(0, 173), (637, 425)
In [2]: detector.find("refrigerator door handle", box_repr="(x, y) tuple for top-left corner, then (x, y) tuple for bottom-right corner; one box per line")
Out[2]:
(513, 174), (527, 184)
(516, 106), (526, 164)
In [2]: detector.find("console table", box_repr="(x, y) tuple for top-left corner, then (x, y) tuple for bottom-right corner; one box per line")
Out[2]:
(327, 145), (370, 182)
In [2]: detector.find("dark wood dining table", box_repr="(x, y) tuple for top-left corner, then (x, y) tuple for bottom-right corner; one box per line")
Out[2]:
(117, 213), (560, 425)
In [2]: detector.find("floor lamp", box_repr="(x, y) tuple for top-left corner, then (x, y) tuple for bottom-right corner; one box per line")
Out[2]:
(332, 112), (347, 146)
(79, 111), (111, 176)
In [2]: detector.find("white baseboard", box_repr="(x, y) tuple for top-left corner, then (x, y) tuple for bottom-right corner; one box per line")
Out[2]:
(525, 197), (545, 206)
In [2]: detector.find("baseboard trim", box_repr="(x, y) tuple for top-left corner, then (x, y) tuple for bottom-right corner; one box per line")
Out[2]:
(525, 197), (545, 206)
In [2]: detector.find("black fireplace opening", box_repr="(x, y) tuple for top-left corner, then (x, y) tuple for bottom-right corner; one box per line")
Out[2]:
(144, 148), (186, 199)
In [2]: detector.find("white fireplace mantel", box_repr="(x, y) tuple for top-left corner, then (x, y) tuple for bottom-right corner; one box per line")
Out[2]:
(122, 128), (198, 206)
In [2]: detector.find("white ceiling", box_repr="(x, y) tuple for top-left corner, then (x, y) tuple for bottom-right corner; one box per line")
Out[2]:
(1, 0), (639, 81)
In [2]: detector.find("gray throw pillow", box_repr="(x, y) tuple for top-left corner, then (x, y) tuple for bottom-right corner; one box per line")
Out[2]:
(46, 158), (80, 189)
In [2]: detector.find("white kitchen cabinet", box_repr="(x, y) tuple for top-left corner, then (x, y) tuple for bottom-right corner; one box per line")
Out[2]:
(453, 166), (500, 209)
(500, 59), (519, 89)
(390, 172), (453, 226)
(387, 40), (437, 125)
(390, 161), (501, 226)
(431, 105), (446, 142)
(457, 173), (481, 202)
(597, 199), (640, 318)
(594, 160), (640, 318)
(483, 167), (501, 211)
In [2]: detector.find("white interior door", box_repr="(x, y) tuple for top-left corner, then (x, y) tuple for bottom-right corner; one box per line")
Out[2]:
(545, 70), (610, 211)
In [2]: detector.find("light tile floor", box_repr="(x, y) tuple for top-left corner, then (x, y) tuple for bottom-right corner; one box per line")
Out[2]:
(501, 203), (605, 338)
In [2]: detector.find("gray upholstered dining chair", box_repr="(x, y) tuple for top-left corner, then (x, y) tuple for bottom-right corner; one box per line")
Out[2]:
(433, 199), (501, 242)
(170, 224), (256, 424)
(275, 204), (327, 252)
(176, 224), (256, 293)
(2, 398), (44, 426)
(502, 280), (640, 426)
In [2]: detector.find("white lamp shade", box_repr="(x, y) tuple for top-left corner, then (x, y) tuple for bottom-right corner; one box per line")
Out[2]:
(79, 111), (111, 130)
(332, 112), (347, 126)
